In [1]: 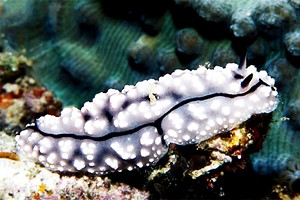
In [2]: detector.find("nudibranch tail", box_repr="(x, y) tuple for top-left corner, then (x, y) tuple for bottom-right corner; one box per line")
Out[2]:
(16, 62), (279, 174)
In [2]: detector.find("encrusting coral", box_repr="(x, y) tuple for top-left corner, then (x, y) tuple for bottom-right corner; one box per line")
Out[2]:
(0, 52), (62, 132)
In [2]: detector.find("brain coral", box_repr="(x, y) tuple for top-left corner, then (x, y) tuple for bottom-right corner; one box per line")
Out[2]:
(1, 0), (298, 107)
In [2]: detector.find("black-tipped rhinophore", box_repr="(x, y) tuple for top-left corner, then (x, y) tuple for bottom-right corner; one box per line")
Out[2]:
(238, 49), (247, 70)
(241, 73), (253, 88)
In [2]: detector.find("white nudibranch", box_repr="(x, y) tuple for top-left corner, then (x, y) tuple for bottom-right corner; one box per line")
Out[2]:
(16, 61), (279, 174)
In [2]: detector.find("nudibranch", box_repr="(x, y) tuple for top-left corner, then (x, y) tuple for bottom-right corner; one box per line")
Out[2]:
(16, 60), (279, 174)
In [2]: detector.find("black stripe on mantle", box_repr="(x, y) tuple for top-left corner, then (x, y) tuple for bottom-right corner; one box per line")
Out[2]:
(25, 79), (270, 142)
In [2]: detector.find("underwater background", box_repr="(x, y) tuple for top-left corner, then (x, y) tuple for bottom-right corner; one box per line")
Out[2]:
(0, 0), (300, 199)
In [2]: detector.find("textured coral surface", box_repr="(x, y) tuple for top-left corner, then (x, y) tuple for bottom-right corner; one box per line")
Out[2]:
(1, 0), (300, 199)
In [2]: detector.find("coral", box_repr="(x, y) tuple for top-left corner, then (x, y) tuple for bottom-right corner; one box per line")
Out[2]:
(265, 57), (298, 89)
(127, 36), (158, 72)
(175, 28), (203, 60)
(0, 52), (31, 83)
(1, 0), (300, 198)
(253, 0), (296, 29)
(252, 152), (300, 192)
(287, 100), (300, 129)
(0, 52), (61, 132)
(289, 0), (300, 9)
(230, 9), (257, 38)
(1, 0), (297, 106)
(157, 49), (183, 74)
(188, 0), (232, 23)
(250, 57), (300, 192)
(284, 29), (300, 57)
(1, 0), (176, 107)
(177, 0), (297, 38)
(0, 131), (17, 153)
(0, 0), (47, 28)
(0, 158), (149, 199)
(279, 155), (300, 192)
(24, 87), (62, 116)
(252, 153), (295, 176)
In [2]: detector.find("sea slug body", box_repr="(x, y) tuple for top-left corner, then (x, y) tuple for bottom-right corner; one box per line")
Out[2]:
(16, 61), (279, 174)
